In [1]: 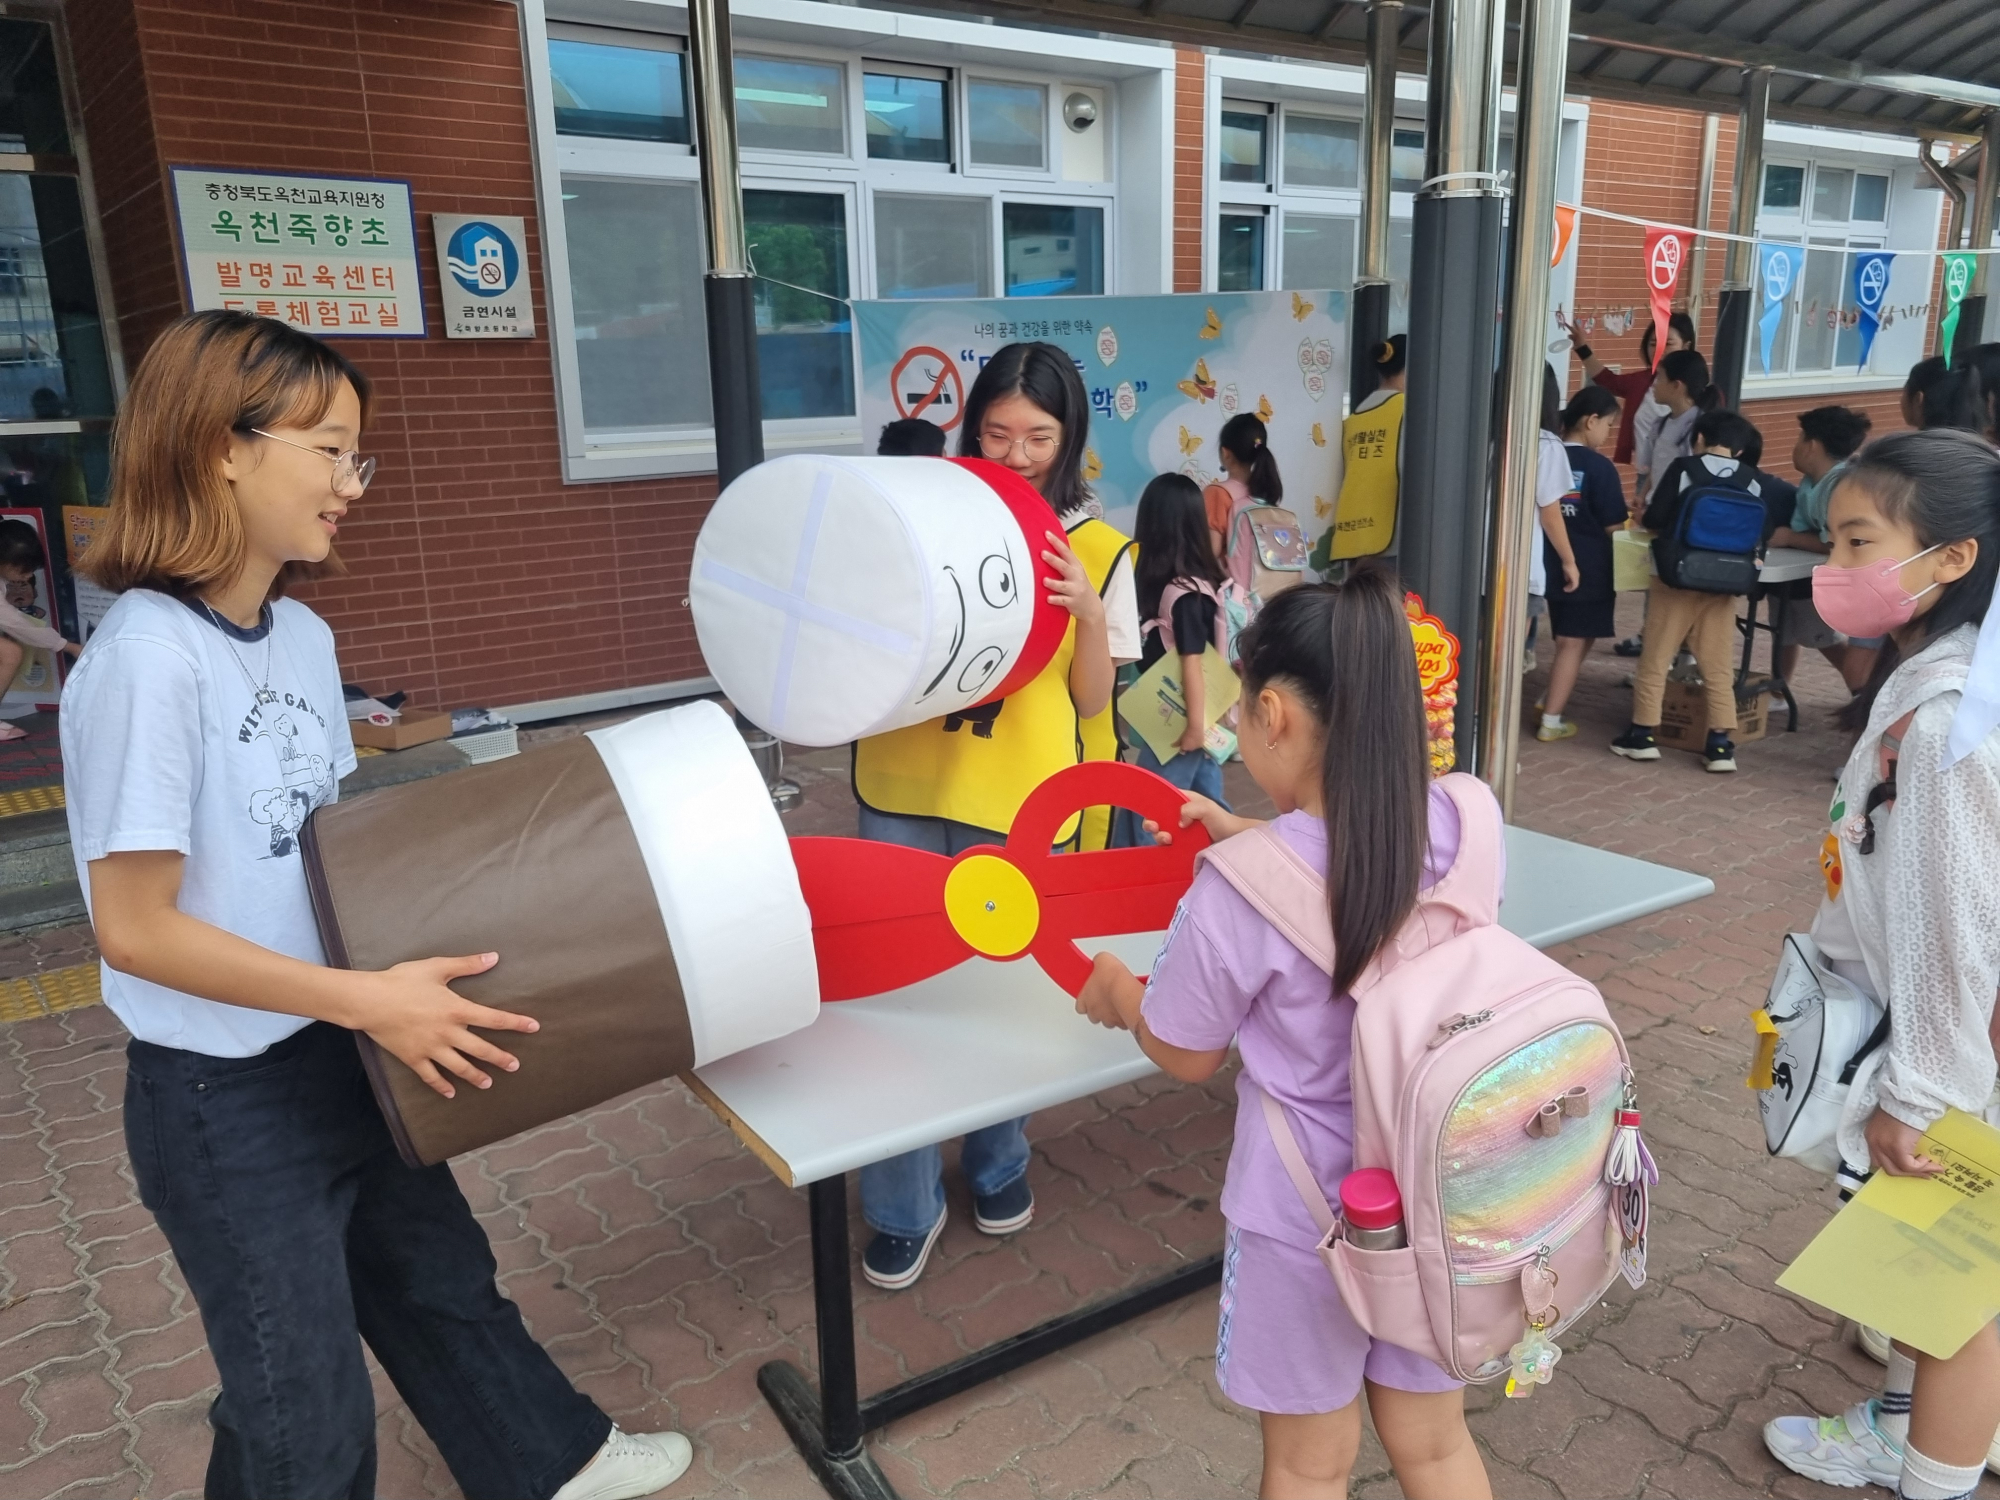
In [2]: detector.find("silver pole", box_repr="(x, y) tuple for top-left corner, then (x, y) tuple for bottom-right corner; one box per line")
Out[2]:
(1969, 113), (2000, 312)
(1721, 68), (1772, 291)
(1476, 0), (1570, 813)
(688, 0), (748, 277)
(1360, 0), (1401, 281)
(1423, 0), (1504, 200)
(1687, 113), (1719, 319)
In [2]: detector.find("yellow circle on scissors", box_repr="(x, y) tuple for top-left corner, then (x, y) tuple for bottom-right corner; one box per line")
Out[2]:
(943, 854), (1041, 958)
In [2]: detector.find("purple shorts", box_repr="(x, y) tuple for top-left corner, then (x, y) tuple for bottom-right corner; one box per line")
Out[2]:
(1215, 1221), (1462, 1415)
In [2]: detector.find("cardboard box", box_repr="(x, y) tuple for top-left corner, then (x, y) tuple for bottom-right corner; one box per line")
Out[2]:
(1655, 677), (1770, 753)
(349, 708), (453, 751)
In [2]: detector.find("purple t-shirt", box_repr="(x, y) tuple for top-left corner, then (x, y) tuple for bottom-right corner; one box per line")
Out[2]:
(1140, 783), (1470, 1249)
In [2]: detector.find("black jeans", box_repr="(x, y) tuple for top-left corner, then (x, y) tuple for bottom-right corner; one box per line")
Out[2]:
(123, 1022), (611, 1500)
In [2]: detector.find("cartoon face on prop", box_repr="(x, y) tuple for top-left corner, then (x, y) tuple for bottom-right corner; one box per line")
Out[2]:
(691, 455), (1070, 747)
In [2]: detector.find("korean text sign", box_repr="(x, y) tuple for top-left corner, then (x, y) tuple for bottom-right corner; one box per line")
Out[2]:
(856, 291), (1348, 543)
(170, 167), (425, 337)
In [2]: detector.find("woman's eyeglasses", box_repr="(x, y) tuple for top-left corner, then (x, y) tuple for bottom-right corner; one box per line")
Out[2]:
(978, 431), (1059, 463)
(252, 428), (378, 495)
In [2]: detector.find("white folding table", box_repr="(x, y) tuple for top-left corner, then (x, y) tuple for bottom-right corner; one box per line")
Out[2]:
(1737, 545), (1823, 733)
(686, 828), (1714, 1500)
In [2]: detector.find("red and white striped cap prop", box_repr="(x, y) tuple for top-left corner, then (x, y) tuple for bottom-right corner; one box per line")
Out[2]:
(690, 455), (1071, 747)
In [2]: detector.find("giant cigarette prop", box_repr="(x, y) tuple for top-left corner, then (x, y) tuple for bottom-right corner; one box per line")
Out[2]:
(689, 455), (1072, 747)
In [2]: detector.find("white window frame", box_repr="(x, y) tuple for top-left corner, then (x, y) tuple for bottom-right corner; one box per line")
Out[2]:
(1208, 93), (1389, 295)
(524, 1), (1130, 480)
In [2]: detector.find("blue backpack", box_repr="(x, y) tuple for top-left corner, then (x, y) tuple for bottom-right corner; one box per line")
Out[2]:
(1653, 479), (1765, 595)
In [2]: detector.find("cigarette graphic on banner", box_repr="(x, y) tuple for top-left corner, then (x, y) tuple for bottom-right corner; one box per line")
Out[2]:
(1757, 243), (1805, 375)
(1642, 227), (1692, 371)
(1851, 251), (1894, 371)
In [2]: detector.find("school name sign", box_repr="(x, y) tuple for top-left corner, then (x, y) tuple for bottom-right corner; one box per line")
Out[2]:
(170, 167), (425, 337)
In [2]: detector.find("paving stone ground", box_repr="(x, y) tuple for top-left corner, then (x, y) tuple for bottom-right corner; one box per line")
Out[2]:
(2, 600), (1996, 1498)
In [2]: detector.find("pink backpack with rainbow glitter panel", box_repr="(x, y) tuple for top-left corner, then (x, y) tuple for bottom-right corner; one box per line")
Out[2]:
(1197, 774), (1646, 1387)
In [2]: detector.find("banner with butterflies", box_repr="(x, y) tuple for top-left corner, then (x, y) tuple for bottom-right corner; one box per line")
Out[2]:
(855, 290), (1349, 545)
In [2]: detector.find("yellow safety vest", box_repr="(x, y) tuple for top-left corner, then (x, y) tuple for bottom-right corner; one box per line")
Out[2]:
(1330, 391), (1404, 561)
(1066, 516), (1135, 852)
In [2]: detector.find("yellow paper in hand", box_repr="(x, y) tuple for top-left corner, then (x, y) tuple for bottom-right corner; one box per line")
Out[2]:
(1123, 647), (1241, 766)
(1776, 1110), (2000, 1357)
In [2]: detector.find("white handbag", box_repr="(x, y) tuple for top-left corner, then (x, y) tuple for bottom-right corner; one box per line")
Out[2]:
(1751, 933), (1889, 1175)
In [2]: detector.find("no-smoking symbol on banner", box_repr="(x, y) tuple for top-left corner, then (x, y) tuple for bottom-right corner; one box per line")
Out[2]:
(1649, 233), (1683, 291)
(890, 346), (965, 431)
(1947, 256), (1973, 302)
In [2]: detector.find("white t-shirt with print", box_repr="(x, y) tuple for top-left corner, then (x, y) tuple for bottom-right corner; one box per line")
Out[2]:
(61, 589), (357, 1057)
(1529, 429), (1571, 598)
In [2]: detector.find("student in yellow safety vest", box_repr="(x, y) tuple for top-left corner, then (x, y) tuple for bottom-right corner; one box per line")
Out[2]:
(1315, 335), (1406, 572)
(849, 341), (1138, 1291)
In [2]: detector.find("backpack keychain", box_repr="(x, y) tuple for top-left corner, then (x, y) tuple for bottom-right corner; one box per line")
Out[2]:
(1604, 1075), (1658, 1289)
(1505, 1250), (1561, 1398)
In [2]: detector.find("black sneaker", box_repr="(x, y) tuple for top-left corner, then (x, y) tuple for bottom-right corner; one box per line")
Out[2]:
(1613, 635), (1644, 658)
(973, 1177), (1034, 1236)
(861, 1211), (946, 1291)
(1610, 726), (1661, 761)
(1704, 735), (1737, 774)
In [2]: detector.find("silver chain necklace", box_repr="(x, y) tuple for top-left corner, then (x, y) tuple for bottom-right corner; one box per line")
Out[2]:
(200, 600), (277, 707)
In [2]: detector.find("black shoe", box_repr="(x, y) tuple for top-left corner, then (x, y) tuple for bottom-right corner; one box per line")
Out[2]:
(861, 1211), (946, 1291)
(1610, 726), (1661, 761)
(1704, 734), (1737, 773)
(1613, 635), (1644, 658)
(973, 1177), (1034, 1236)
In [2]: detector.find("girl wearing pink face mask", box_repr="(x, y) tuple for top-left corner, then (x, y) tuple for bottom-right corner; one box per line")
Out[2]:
(1761, 429), (2000, 1500)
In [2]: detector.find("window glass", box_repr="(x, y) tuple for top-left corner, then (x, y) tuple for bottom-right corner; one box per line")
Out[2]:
(1810, 166), (1853, 223)
(1002, 203), (1102, 296)
(744, 191), (853, 420)
(1792, 242), (1846, 372)
(1391, 128), (1425, 193)
(1217, 211), (1266, 292)
(1283, 113), (1359, 190)
(0, 19), (69, 155)
(968, 80), (1047, 169)
(1851, 172), (1889, 222)
(561, 176), (710, 433)
(865, 72), (949, 164)
(1281, 212), (1355, 292)
(875, 193), (991, 298)
(1220, 109), (1269, 184)
(0, 175), (113, 423)
(548, 38), (689, 143)
(735, 56), (845, 155)
(1762, 164), (1804, 211)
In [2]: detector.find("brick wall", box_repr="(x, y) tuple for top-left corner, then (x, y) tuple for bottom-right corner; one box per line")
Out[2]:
(1172, 49), (1205, 294)
(67, 0), (717, 713)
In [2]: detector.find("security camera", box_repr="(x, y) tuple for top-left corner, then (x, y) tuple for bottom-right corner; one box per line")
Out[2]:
(1063, 92), (1098, 132)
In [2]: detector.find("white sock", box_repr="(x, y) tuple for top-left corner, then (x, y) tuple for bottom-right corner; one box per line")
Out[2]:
(1899, 1442), (1983, 1500)
(1541, 712), (1564, 730)
(1878, 1348), (1915, 1447)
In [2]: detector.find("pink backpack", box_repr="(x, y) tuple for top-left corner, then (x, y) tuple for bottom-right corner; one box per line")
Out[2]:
(1197, 774), (1652, 1389)
(1145, 578), (1231, 659)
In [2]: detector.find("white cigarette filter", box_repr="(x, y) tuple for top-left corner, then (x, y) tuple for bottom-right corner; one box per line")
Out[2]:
(690, 455), (1071, 747)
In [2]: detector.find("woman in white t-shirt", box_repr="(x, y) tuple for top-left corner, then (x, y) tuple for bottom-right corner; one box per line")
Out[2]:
(65, 312), (688, 1500)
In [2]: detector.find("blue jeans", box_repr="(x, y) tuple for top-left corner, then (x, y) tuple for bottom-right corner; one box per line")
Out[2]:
(1111, 739), (1228, 848)
(122, 1022), (610, 1500)
(853, 805), (1032, 1237)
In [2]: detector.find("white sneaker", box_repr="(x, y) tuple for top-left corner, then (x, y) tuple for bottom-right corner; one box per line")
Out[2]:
(1855, 1322), (1892, 1364)
(1763, 1400), (1902, 1489)
(552, 1427), (694, 1500)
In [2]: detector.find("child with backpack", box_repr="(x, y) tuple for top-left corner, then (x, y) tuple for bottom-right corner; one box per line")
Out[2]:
(1612, 409), (1768, 773)
(1078, 567), (1643, 1499)
(1111, 474), (1233, 847)
(1206, 412), (1308, 610)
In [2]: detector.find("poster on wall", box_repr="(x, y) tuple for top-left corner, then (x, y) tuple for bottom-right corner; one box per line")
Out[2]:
(0, 509), (62, 718)
(169, 167), (425, 337)
(62, 506), (116, 642)
(856, 291), (1348, 543)
(430, 213), (534, 339)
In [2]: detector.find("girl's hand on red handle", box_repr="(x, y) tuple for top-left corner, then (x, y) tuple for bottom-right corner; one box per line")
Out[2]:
(1077, 952), (1138, 1030)
(350, 953), (540, 1100)
(1041, 531), (1105, 628)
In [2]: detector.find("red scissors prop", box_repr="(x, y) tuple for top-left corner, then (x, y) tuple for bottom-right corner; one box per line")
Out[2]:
(792, 761), (1212, 1000)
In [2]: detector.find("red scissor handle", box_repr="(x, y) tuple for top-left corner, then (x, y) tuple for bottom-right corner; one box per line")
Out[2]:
(1005, 760), (1212, 996)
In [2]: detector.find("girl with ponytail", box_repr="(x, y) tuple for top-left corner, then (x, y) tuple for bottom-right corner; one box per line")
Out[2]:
(1075, 566), (1493, 1500)
(1641, 348), (1720, 490)
(1204, 412), (1286, 568)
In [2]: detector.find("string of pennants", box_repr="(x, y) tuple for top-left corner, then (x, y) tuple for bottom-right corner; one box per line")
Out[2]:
(1552, 201), (1993, 374)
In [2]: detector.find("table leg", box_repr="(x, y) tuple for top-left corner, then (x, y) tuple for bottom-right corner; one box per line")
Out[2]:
(757, 1174), (899, 1500)
(1768, 589), (1798, 731)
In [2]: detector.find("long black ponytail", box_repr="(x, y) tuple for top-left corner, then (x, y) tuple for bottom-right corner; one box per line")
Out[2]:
(1234, 564), (1429, 995)
(1219, 412), (1283, 504)
(1658, 348), (1720, 413)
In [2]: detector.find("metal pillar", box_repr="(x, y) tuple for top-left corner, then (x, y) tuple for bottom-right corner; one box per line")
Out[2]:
(1686, 113), (1719, 325)
(1475, 0), (1571, 810)
(1919, 139), (1969, 358)
(1398, 0), (1505, 775)
(1957, 112), (2000, 364)
(1711, 66), (1772, 411)
(1349, 0), (1402, 404)
(687, 0), (765, 487)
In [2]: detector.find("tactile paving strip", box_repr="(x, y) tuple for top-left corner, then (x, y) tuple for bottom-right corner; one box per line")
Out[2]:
(0, 963), (101, 1023)
(0, 785), (64, 818)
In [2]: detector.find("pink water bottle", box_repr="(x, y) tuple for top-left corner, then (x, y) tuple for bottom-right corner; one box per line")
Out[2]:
(1340, 1168), (1406, 1250)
